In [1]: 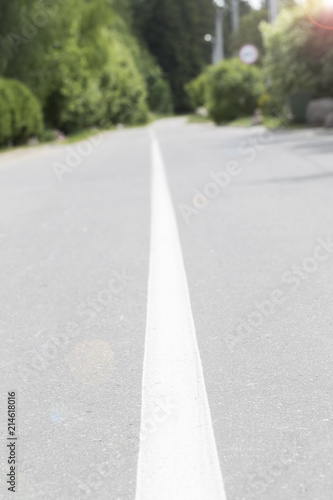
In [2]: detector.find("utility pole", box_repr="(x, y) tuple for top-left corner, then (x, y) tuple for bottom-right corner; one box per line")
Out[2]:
(231, 0), (239, 33)
(213, 0), (224, 64)
(268, 0), (279, 23)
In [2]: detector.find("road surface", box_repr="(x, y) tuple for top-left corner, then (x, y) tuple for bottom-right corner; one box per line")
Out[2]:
(0, 117), (333, 499)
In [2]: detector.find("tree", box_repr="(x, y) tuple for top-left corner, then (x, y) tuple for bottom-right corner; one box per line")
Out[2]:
(0, 0), (34, 75)
(261, 3), (333, 105)
(228, 9), (268, 58)
(2, 0), (152, 131)
(133, 0), (214, 112)
(223, 0), (253, 57)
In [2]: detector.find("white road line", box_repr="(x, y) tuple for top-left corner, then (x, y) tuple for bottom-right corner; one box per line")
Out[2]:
(135, 130), (227, 500)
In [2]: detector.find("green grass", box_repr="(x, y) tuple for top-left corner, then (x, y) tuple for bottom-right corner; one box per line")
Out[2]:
(0, 114), (170, 154)
(228, 116), (253, 127)
(188, 114), (285, 128)
(188, 114), (295, 128)
(0, 125), (115, 153)
(228, 115), (310, 130)
(0, 112), (178, 154)
(0, 143), (30, 154)
(0, 112), (311, 157)
(187, 114), (212, 124)
(65, 127), (114, 144)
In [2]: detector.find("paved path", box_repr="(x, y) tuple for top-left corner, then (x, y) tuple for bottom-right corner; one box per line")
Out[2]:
(0, 118), (333, 499)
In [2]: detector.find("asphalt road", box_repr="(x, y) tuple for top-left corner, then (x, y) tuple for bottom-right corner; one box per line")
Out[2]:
(0, 117), (333, 499)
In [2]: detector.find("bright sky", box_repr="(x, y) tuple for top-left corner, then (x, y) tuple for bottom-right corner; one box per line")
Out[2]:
(247, 0), (316, 9)
(247, 0), (263, 9)
(248, 0), (333, 8)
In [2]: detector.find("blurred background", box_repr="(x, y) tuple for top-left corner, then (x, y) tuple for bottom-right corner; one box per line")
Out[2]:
(0, 0), (333, 146)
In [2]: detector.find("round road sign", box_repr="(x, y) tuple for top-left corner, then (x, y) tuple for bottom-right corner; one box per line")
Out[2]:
(239, 44), (259, 65)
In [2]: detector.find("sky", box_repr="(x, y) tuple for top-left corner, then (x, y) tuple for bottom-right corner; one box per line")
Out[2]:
(248, 0), (263, 8)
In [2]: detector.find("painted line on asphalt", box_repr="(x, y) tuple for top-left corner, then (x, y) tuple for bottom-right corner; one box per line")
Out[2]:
(135, 129), (227, 500)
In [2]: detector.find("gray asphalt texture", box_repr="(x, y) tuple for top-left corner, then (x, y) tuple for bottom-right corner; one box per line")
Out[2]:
(1, 117), (333, 499)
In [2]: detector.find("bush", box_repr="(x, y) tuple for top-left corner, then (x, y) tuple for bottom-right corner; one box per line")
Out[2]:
(0, 79), (13, 144)
(0, 78), (43, 146)
(36, 8), (150, 133)
(188, 59), (264, 124)
(4, 0), (150, 133)
(261, 4), (333, 106)
(101, 37), (149, 126)
(185, 72), (209, 110)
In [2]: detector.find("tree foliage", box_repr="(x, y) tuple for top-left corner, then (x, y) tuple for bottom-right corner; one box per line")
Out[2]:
(261, 3), (333, 104)
(133, 0), (215, 112)
(229, 9), (268, 58)
(0, 0), (172, 139)
(0, 77), (43, 146)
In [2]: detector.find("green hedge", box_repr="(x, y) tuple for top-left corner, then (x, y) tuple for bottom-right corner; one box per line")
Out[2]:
(0, 78), (43, 146)
(186, 59), (264, 124)
(206, 59), (264, 123)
